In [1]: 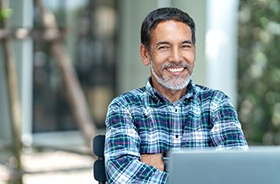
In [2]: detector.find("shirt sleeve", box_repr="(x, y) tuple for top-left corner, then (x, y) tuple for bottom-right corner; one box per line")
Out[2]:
(104, 102), (168, 184)
(209, 91), (248, 151)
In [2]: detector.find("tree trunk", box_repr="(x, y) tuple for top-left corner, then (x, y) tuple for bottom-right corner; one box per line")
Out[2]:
(35, 0), (96, 149)
(0, 1), (23, 184)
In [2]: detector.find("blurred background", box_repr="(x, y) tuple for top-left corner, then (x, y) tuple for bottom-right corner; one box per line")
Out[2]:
(0, 0), (279, 183)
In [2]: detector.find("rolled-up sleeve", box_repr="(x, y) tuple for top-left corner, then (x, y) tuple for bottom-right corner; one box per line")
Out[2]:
(104, 102), (168, 184)
(210, 91), (248, 151)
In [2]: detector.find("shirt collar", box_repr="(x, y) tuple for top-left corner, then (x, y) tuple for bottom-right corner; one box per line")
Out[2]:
(145, 77), (196, 104)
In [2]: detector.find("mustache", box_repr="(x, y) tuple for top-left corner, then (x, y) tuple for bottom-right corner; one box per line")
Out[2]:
(161, 61), (191, 71)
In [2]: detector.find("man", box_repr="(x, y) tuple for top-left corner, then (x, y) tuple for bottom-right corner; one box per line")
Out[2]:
(104, 7), (248, 184)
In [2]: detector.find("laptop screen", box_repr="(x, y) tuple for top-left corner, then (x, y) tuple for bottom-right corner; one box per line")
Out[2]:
(168, 147), (280, 184)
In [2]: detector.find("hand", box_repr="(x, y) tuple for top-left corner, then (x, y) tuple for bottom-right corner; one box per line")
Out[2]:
(140, 153), (164, 171)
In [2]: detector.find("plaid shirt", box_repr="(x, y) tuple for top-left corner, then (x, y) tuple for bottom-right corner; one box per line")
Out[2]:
(104, 78), (248, 184)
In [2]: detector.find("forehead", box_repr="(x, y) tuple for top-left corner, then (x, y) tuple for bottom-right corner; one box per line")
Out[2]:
(150, 20), (192, 43)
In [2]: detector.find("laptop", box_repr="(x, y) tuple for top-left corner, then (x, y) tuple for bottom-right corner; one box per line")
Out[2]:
(168, 147), (280, 184)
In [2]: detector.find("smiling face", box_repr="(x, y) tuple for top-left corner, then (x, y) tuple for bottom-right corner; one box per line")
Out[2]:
(140, 20), (196, 92)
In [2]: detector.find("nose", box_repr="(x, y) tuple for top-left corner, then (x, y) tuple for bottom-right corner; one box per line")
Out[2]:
(170, 47), (182, 62)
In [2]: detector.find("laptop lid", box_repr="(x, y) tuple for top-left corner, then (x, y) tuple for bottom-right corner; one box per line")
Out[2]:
(168, 147), (280, 184)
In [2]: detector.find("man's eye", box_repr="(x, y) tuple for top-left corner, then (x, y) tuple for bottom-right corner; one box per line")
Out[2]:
(182, 44), (191, 48)
(158, 46), (169, 50)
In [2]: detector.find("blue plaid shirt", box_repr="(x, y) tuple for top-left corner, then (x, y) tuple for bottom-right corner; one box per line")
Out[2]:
(104, 79), (248, 184)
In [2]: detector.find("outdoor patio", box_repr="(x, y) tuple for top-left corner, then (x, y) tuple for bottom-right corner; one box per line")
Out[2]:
(0, 147), (98, 184)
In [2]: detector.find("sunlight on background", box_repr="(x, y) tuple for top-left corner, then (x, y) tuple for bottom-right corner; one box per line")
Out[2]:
(238, 0), (280, 145)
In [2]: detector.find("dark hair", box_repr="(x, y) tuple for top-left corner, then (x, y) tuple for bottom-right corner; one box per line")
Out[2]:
(141, 7), (196, 51)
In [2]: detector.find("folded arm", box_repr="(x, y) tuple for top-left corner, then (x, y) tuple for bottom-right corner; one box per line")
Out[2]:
(104, 105), (167, 184)
(210, 93), (248, 150)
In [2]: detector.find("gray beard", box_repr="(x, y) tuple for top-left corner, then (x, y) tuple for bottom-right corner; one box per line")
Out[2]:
(150, 61), (192, 91)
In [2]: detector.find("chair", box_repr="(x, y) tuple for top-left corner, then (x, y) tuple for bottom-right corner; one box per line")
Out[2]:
(93, 135), (107, 184)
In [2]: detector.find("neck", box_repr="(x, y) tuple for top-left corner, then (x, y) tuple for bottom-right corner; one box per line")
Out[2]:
(151, 78), (187, 103)
(164, 89), (187, 103)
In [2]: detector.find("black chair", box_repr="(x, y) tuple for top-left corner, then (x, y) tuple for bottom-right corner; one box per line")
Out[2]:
(93, 135), (107, 184)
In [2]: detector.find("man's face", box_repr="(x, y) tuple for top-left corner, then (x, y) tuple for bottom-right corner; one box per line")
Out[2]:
(144, 20), (196, 91)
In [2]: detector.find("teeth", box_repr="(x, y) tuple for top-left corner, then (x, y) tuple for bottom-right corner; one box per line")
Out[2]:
(167, 68), (184, 72)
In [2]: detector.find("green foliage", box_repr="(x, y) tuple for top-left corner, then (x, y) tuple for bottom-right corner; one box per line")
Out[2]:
(238, 0), (280, 145)
(0, 8), (12, 20)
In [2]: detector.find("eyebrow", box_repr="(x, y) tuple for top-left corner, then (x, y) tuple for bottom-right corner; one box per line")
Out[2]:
(182, 40), (193, 44)
(156, 40), (193, 46)
(156, 41), (169, 46)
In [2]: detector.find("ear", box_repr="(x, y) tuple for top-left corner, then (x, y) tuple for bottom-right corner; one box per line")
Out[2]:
(140, 44), (151, 66)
